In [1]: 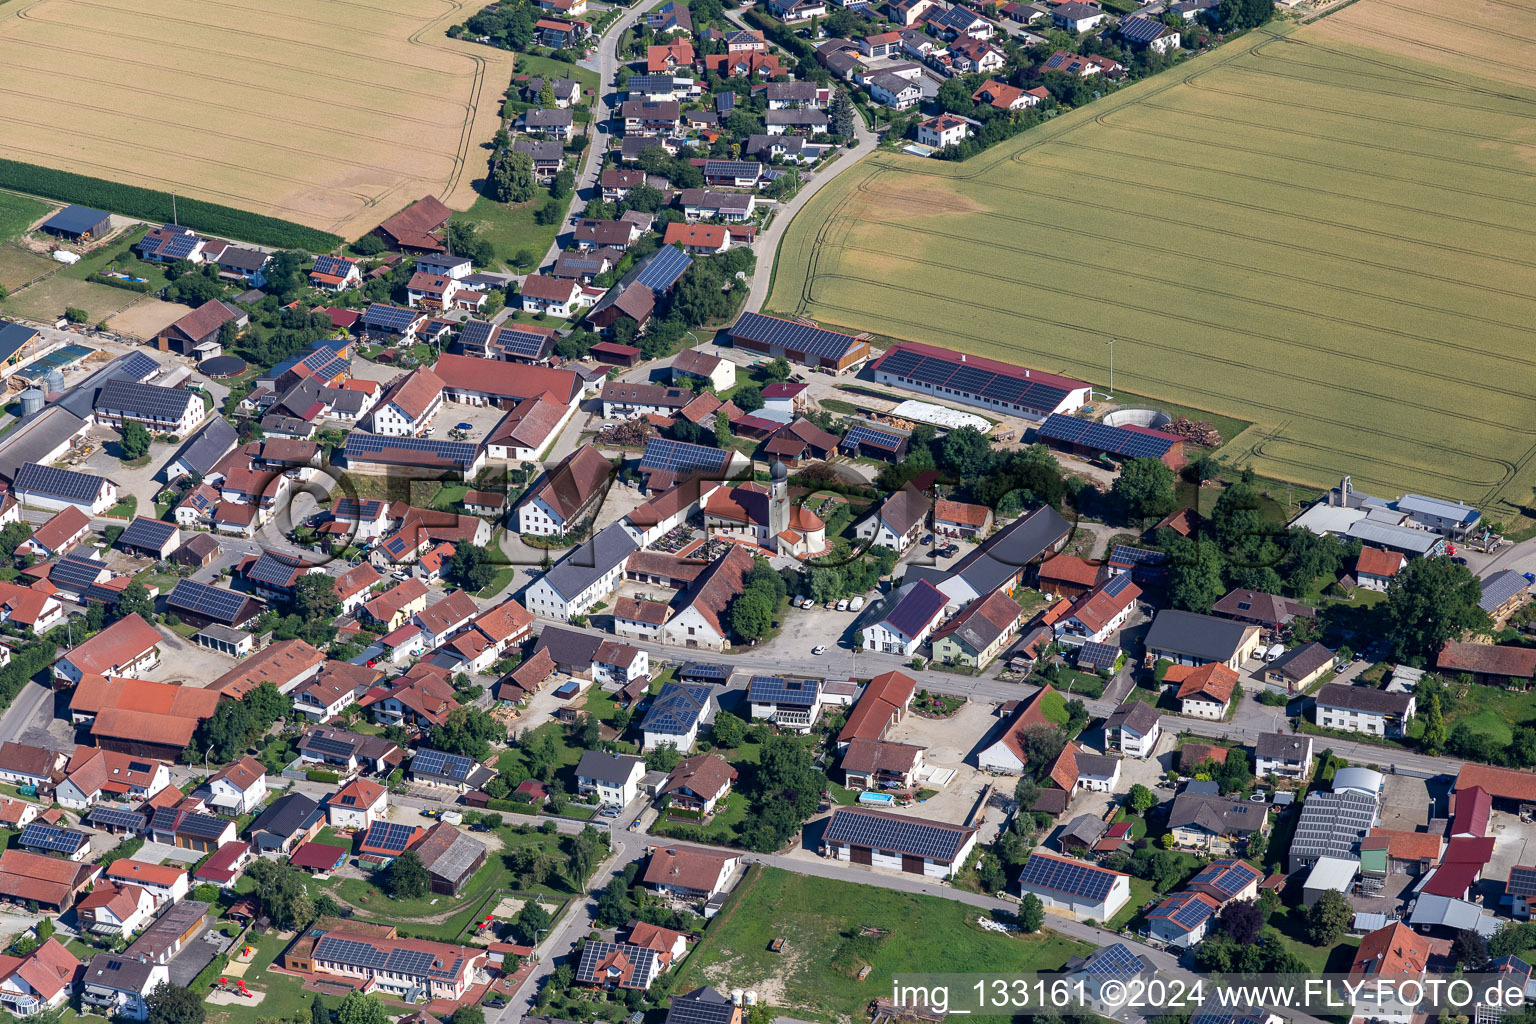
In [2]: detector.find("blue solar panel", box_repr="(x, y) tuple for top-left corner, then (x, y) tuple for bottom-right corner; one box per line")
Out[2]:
(731, 312), (859, 362)
(160, 234), (199, 260)
(312, 256), (355, 278)
(635, 245), (693, 293)
(638, 438), (730, 475)
(168, 578), (252, 621)
(20, 822), (88, 854)
(841, 424), (903, 452)
(363, 820), (418, 853)
(363, 304), (420, 331)
(1081, 943), (1146, 975)
(344, 432), (480, 468)
(411, 748), (472, 781)
(1018, 853), (1117, 901)
(1077, 641), (1118, 670)
(748, 675), (820, 707)
(909, 358), (957, 386)
(876, 349), (923, 377)
(498, 328), (552, 360)
(1038, 414), (1176, 460)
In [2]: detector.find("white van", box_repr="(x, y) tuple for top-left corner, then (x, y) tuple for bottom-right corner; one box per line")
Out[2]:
(1264, 643), (1286, 662)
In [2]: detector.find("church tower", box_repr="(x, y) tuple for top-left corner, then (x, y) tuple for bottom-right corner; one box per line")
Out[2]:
(768, 459), (790, 544)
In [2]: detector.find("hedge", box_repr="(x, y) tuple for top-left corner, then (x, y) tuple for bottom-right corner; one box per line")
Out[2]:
(93, 275), (152, 294)
(0, 158), (343, 252)
(305, 769), (340, 784)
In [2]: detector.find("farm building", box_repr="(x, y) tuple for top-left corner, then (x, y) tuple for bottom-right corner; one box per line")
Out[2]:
(728, 312), (871, 372)
(1037, 414), (1186, 470)
(40, 206), (111, 242)
(372, 195), (452, 253)
(872, 342), (1091, 420)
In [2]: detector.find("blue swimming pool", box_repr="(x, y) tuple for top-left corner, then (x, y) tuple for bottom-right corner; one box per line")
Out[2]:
(858, 792), (894, 806)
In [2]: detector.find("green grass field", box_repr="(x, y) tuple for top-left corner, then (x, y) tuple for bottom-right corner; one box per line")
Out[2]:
(672, 867), (1094, 1022)
(770, 19), (1536, 522)
(0, 192), (47, 241)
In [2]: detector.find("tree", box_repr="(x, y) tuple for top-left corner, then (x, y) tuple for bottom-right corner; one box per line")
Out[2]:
(450, 1007), (486, 1024)
(1452, 928), (1489, 971)
(1219, 899), (1265, 945)
(1216, 0), (1273, 28)
(594, 873), (636, 927)
(448, 543), (497, 593)
(114, 581), (154, 623)
(430, 706), (504, 761)
(1112, 457), (1177, 522)
(550, 168), (575, 199)
(712, 710), (747, 748)
(1013, 776), (1040, 811)
(936, 75), (976, 114)
(63, 306), (88, 324)
(729, 587), (775, 642)
(387, 850), (429, 899)
(1126, 783), (1156, 815)
(146, 983), (205, 1024)
(492, 151), (538, 204)
(335, 992), (388, 1024)
(1018, 893), (1044, 933)
(310, 993), (330, 1024)
(512, 898), (552, 944)
(351, 234), (385, 256)
(1386, 556), (1488, 663)
(1420, 688), (1446, 756)
(0, 522), (31, 562)
(763, 357), (792, 382)
(244, 859), (314, 930)
(294, 573), (339, 620)
(540, 80), (557, 107)
(939, 427), (992, 479)
(1166, 536), (1226, 613)
(120, 420), (151, 460)
(829, 88), (857, 137)
(732, 383), (764, 412)
(1306, 888), (1351, 945)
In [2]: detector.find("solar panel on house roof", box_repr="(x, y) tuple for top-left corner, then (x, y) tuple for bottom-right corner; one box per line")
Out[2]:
(875, 349), (923, 377)
(1082, 943), (1145, 975)
(1119, 15), (1165, 40)
(363, 820), (417, 853)
(748, 675), (820, 706)
(634, 245), (693, 293)
(88, 806), (148, 831)
(842, 424), (903, 452)
(1038, 414), (1177, 460)
(343, 433), (480, 468)
(116, 352), (160, 382)
(411, 748), (472, 781)
(1077, 641), (1118, 671)
(312, 256), (353, 277)
(1018, 853), (1116, 900)
(1111, 545), (1166, 566)
(160, 234), (200, 260)
(50, 553), (105, 589)
(14, 462), (107, 503)
(20, 822), (88, 853)
(822, 810), (968, 861)
(363, 304), (420, 331)
(1168, 894), (1215, 929)
(119, 517), (178, 552)
(499, 328), (552, 359)
(306, 735), (358, 758)
(247, 552), (306, 588)
(1510, 866), (1536, 897)
(1101, 573), (1135, 598)
(180, 812), (233, 839)
(731, 311), (858, 361)
(666, 990), (738, 1024)
(168, 579), (251, 621)
(459, 319), (495, 349)
(96, 379), (197, 421)
(638, 438), (730, 475)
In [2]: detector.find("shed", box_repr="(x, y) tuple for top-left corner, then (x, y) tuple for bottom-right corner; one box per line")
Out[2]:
(41, 206), (111, 242)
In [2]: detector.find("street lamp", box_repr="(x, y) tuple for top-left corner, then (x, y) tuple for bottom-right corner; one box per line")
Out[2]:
(1105, 339), (1115, 398)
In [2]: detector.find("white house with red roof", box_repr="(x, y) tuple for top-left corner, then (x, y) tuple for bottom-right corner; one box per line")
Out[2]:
(368, 368), (444, 437)
(327, 778), (388, 829)
(0, 937), (81, 1015)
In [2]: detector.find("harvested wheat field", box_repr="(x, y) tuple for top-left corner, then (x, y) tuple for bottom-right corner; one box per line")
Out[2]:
(0, 0), (514, 239)
(770, 13), (1536, 521)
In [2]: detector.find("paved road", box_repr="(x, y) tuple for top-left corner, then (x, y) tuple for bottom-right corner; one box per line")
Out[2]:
(535, 1), (652, 271)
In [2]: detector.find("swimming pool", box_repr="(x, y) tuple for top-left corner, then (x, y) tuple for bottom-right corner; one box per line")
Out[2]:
(858, 791), (894, 806)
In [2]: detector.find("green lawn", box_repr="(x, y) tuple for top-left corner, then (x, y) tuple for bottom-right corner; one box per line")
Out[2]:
(1265, 904), (1360, 973)
(1422, 683), (1536, 747)
(672, 867), (1094, 1022)
(475, 567), (517, 598)
(517, 53), (600, 101)
(206, 930), (311, 1024)
(0, 192), (48, 241)
(651, 790), (750, 844)
(324, 824), (578, 941)
(1107, 876), (1156, 931)
(104, 496), (138, 519)
(456, 194), (561, 274)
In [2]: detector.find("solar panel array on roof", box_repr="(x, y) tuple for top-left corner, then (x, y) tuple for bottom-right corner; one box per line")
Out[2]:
(343, 433), (480, 468)
(411, 747), (473, 781)
(96, 379), (197, 421)
(680, 662), (730, 682)
(575, 941), (660, 986)
(634, 245), (693, 293)
(247, 552), (306, 588)
(306, 735), (358, 758)
(1077, 641), (1119, 671)
(666, 989), (738, 1024)
(1510, 866), (1536, 897)
(1190, 859), (1260, 898)
(822, 809), (968, 861)
(1100, 573), (1135, 598)
(312, 256), (354, 278)
(1017, 853), (1116, 900)
(637, 438), (730, 476)
(748, 675), (820, 707)
(1118, 15), (1166, 41)
(363, 304), (420, 331)
(498, 327), (553, 360)
(363, 820), (418, 853)
(315, 935), (386, 969)
(1081, 943), (1146, 976)
(841, 424), (904, 452)
(116, 352), (160, 382)
(118, 517), (177, 552)
(459, 319), (495, 350)
(1038, 414), (1178, 460)
(160, 234), (200, 261)
(1111, 545), (1166, 566)
(50, 553), (105, 589)
(88, 806), (148, 832)
(168, 579), (252, 622)
(731, 312), (858, 362)
(14, 462), (107, 503)
(1158, 892), (1216, 930)
(179, 812), (234, 839)
(19, 822), (88, 853)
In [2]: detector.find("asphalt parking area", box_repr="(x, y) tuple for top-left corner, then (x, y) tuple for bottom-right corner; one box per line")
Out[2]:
(140, 630), (239, 687)
(1486, 811), (1536, 887)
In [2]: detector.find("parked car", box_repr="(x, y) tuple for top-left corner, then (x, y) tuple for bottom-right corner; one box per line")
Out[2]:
(812, 645), (827, 655)
(836, 599), (849, 611)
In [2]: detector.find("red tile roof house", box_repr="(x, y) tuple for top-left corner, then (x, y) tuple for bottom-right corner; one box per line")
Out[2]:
(77, 882), (156, 937)
(1037, 554), (1104, 600)
(518, 274), (590, 317)
(17, 506), (89, 559)
(372, 195), (453, 253)
(52, 614), (162, 685)
(368, 367), (444, 437)
(0, 937), (81, 1015)
(193, 842), (253, 891)
(643, 844), (743, 900)
(202, 755), (268, 815)
(0, 850), (100, 910)
(662, 222), (730, 254)
(1057, 576), (1142, 643)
